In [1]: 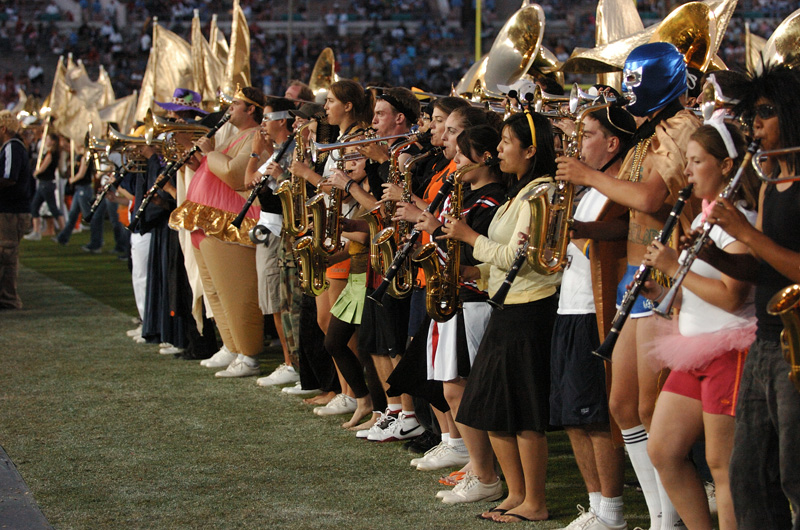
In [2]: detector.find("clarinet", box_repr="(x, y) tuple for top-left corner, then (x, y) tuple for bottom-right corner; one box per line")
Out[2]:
(653, 138), (761, 318)
(231, 138), (295, 229)
(367, 173), (456, 306)
(84, 164), (124, 223)
(592, 183), (694, 361)
(128, 112), (231, 232)
(487, 241), (530, 311)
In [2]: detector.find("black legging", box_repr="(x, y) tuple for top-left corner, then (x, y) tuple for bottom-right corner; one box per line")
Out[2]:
(324, 315), (387, 411)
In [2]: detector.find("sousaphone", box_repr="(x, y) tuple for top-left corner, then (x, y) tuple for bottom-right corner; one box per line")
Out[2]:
(309, 48), (339, 103)
(761, 8), (800, 69)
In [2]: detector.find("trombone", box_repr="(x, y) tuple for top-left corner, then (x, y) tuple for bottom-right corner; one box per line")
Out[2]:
(752, 146), (800, 183)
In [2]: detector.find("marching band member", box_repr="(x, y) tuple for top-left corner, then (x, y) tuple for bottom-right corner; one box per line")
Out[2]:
(442, 110), (559, 523)
(557, 42), (701, 530)
(170, 86), (267, 378)
(706, 64), (800, 530)
(642, 121), (758, 530)
(414, 125), (506, 500)
(552, 105), (636, 530)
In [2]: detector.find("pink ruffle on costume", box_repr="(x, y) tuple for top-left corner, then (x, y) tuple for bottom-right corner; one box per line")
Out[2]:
(645, 316), (756, 372)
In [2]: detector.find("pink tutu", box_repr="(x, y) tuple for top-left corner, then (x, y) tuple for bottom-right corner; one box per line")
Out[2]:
(645, 317), (756, 371)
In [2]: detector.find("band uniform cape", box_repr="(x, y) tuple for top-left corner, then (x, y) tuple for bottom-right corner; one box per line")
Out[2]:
(168, 126), (260, 247)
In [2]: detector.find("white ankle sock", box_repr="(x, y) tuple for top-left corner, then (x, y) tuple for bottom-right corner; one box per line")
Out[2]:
(448, 436), (468, 454)
(401, 410), (415, 417)
(621, 425), (661, 529)
(588, 491), (602, 513)
(388, 404), (401, 413)
(597, 495), (624, 526)
(655, 470), (685, 529)
(441, 433), (450, 444)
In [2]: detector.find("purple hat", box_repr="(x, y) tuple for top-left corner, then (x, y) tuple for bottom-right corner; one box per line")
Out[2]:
(155, 88), (208, 115)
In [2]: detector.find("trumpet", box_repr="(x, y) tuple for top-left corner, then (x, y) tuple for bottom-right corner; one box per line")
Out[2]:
(767, 284), (800, 393)
(309, 130), (428, 164)
(143, 109), (210, 162)
(591, 184), (694, 361)
(106, 126), (162, 173)
(653, 139), (761, 319)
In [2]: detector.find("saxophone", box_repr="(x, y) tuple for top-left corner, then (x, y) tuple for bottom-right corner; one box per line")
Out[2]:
(276, 122), (313, 237)
(412, 161), (483, 322)
(526, 98), (612, 275)
(767, 284), (800, 393)
(370, 139), (437, 299)
(294, 130), (363, 296)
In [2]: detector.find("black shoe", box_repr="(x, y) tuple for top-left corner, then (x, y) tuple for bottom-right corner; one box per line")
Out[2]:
(81, 245), (102, 254)
(404, 429), (440, 454)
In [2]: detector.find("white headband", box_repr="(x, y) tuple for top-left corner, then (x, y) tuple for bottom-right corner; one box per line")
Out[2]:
(705, 109), (737, 159)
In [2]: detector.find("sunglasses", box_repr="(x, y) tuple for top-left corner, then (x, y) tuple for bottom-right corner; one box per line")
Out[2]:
(753, 104), (778, 120)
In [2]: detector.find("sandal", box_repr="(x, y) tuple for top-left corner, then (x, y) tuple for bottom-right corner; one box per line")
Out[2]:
(476, 507), (507, 521)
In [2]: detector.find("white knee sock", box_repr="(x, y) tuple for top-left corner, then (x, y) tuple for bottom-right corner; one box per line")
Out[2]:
(654, 469), (685, 529)
(621, 425), (661, 529)
(597, 495), (624, 526)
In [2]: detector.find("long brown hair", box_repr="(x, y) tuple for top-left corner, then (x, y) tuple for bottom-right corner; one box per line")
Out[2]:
(330, 79), (373, 129)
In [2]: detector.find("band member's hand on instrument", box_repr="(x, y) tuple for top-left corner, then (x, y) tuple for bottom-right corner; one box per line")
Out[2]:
(555, 156), (596, 186)
(553, 118), (576, 137)
(326, 168), (351, 190)
(639, 278), (667, 302)
(289, 159), (317, 183)
(392, 201), (422, 223)
(439, 214), (479, 246)
(642, 239), (679, 277)
(252, 126), (270, 155)
(381, 182), (404, 203)
(194, 136), (214, 155)
(516, 231), (530, 246)
(357, 142), (389, 164)
(414, 210), (441, 235)
(708, 197), (754, 241)
(460, 265), (481, 282)
(264, 160), (284, 179)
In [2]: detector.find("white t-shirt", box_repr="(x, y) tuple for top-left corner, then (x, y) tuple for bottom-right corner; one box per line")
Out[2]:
(558, 188), (609, 315)
(677, 204), (757, 337)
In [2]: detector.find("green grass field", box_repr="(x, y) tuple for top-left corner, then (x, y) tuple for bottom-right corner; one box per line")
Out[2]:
(2, 229), (651, 529)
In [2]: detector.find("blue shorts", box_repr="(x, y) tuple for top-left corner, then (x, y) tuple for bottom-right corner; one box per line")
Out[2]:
(616, 264), (654, 319)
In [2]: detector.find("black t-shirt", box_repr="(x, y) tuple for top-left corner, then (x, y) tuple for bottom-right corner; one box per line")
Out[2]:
(0, 137), (35, 213)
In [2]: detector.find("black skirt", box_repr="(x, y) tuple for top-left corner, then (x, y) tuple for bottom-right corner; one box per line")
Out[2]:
(455, 295), (557, 433)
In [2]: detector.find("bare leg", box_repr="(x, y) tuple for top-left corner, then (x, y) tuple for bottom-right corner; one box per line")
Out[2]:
(391, 355), (415, 412)
(648, 391), (710, 529)
(487, 432), (525, 514)
(636, 315), (667, 431)
(372, 354), (401, 408)
(608, 318), (640, 429)
(272, 313), (292, 367)
(704, 412), (737, 530)
(589, 426), (625, 499)
(495, 431), (549, 522)
(450, 380), (496, 484)
(566, 427), (601, 494)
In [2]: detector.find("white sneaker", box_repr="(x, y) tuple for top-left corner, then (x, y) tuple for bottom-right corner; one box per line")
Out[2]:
(256, 363), (300, 387)
(159, 345), (185, 355)
(281, 382), (321, 395)
(416, 442), (471, 470)
(200, 346), (236, 368)
(126, 325), (142, 338)
(23, 231), (41, 241)
(214, 356), (260, 378)
(440, 471), (504, 504)
(410, 441), (448, 467)
(368, 412), (423, 442)
(705, 482), (717, 514)
(557, 505), (629, 530)
(313, 394), (357, 416)
(134, 336), (146, 344)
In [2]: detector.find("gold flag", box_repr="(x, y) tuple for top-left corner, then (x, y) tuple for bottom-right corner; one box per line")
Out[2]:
(97, 65), (116, 108)
(99, 92), (138, 134)
(223, 0), (251, 95)
(192, 11), (226, 106)
(134, 19), (194, 121)
(593, 0), (644, 89)
(209, 13), (229, 66)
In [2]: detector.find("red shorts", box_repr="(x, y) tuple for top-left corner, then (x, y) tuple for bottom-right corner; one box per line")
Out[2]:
(327, 259), (351, 280)
(661, 348), (748, 416)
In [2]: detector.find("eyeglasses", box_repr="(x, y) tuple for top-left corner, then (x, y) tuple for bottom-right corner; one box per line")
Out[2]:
(753, 104), (777, 120)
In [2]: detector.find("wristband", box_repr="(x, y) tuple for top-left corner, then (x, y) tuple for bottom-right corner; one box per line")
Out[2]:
(250, 152), (260, 159)
(344, 179), (355, 194)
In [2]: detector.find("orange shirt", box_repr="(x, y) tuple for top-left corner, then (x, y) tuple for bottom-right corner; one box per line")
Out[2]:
(416, 160), (456, 287)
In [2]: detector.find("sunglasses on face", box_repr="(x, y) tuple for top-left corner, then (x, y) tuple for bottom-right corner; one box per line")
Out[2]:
(747, 104), (778, 121)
